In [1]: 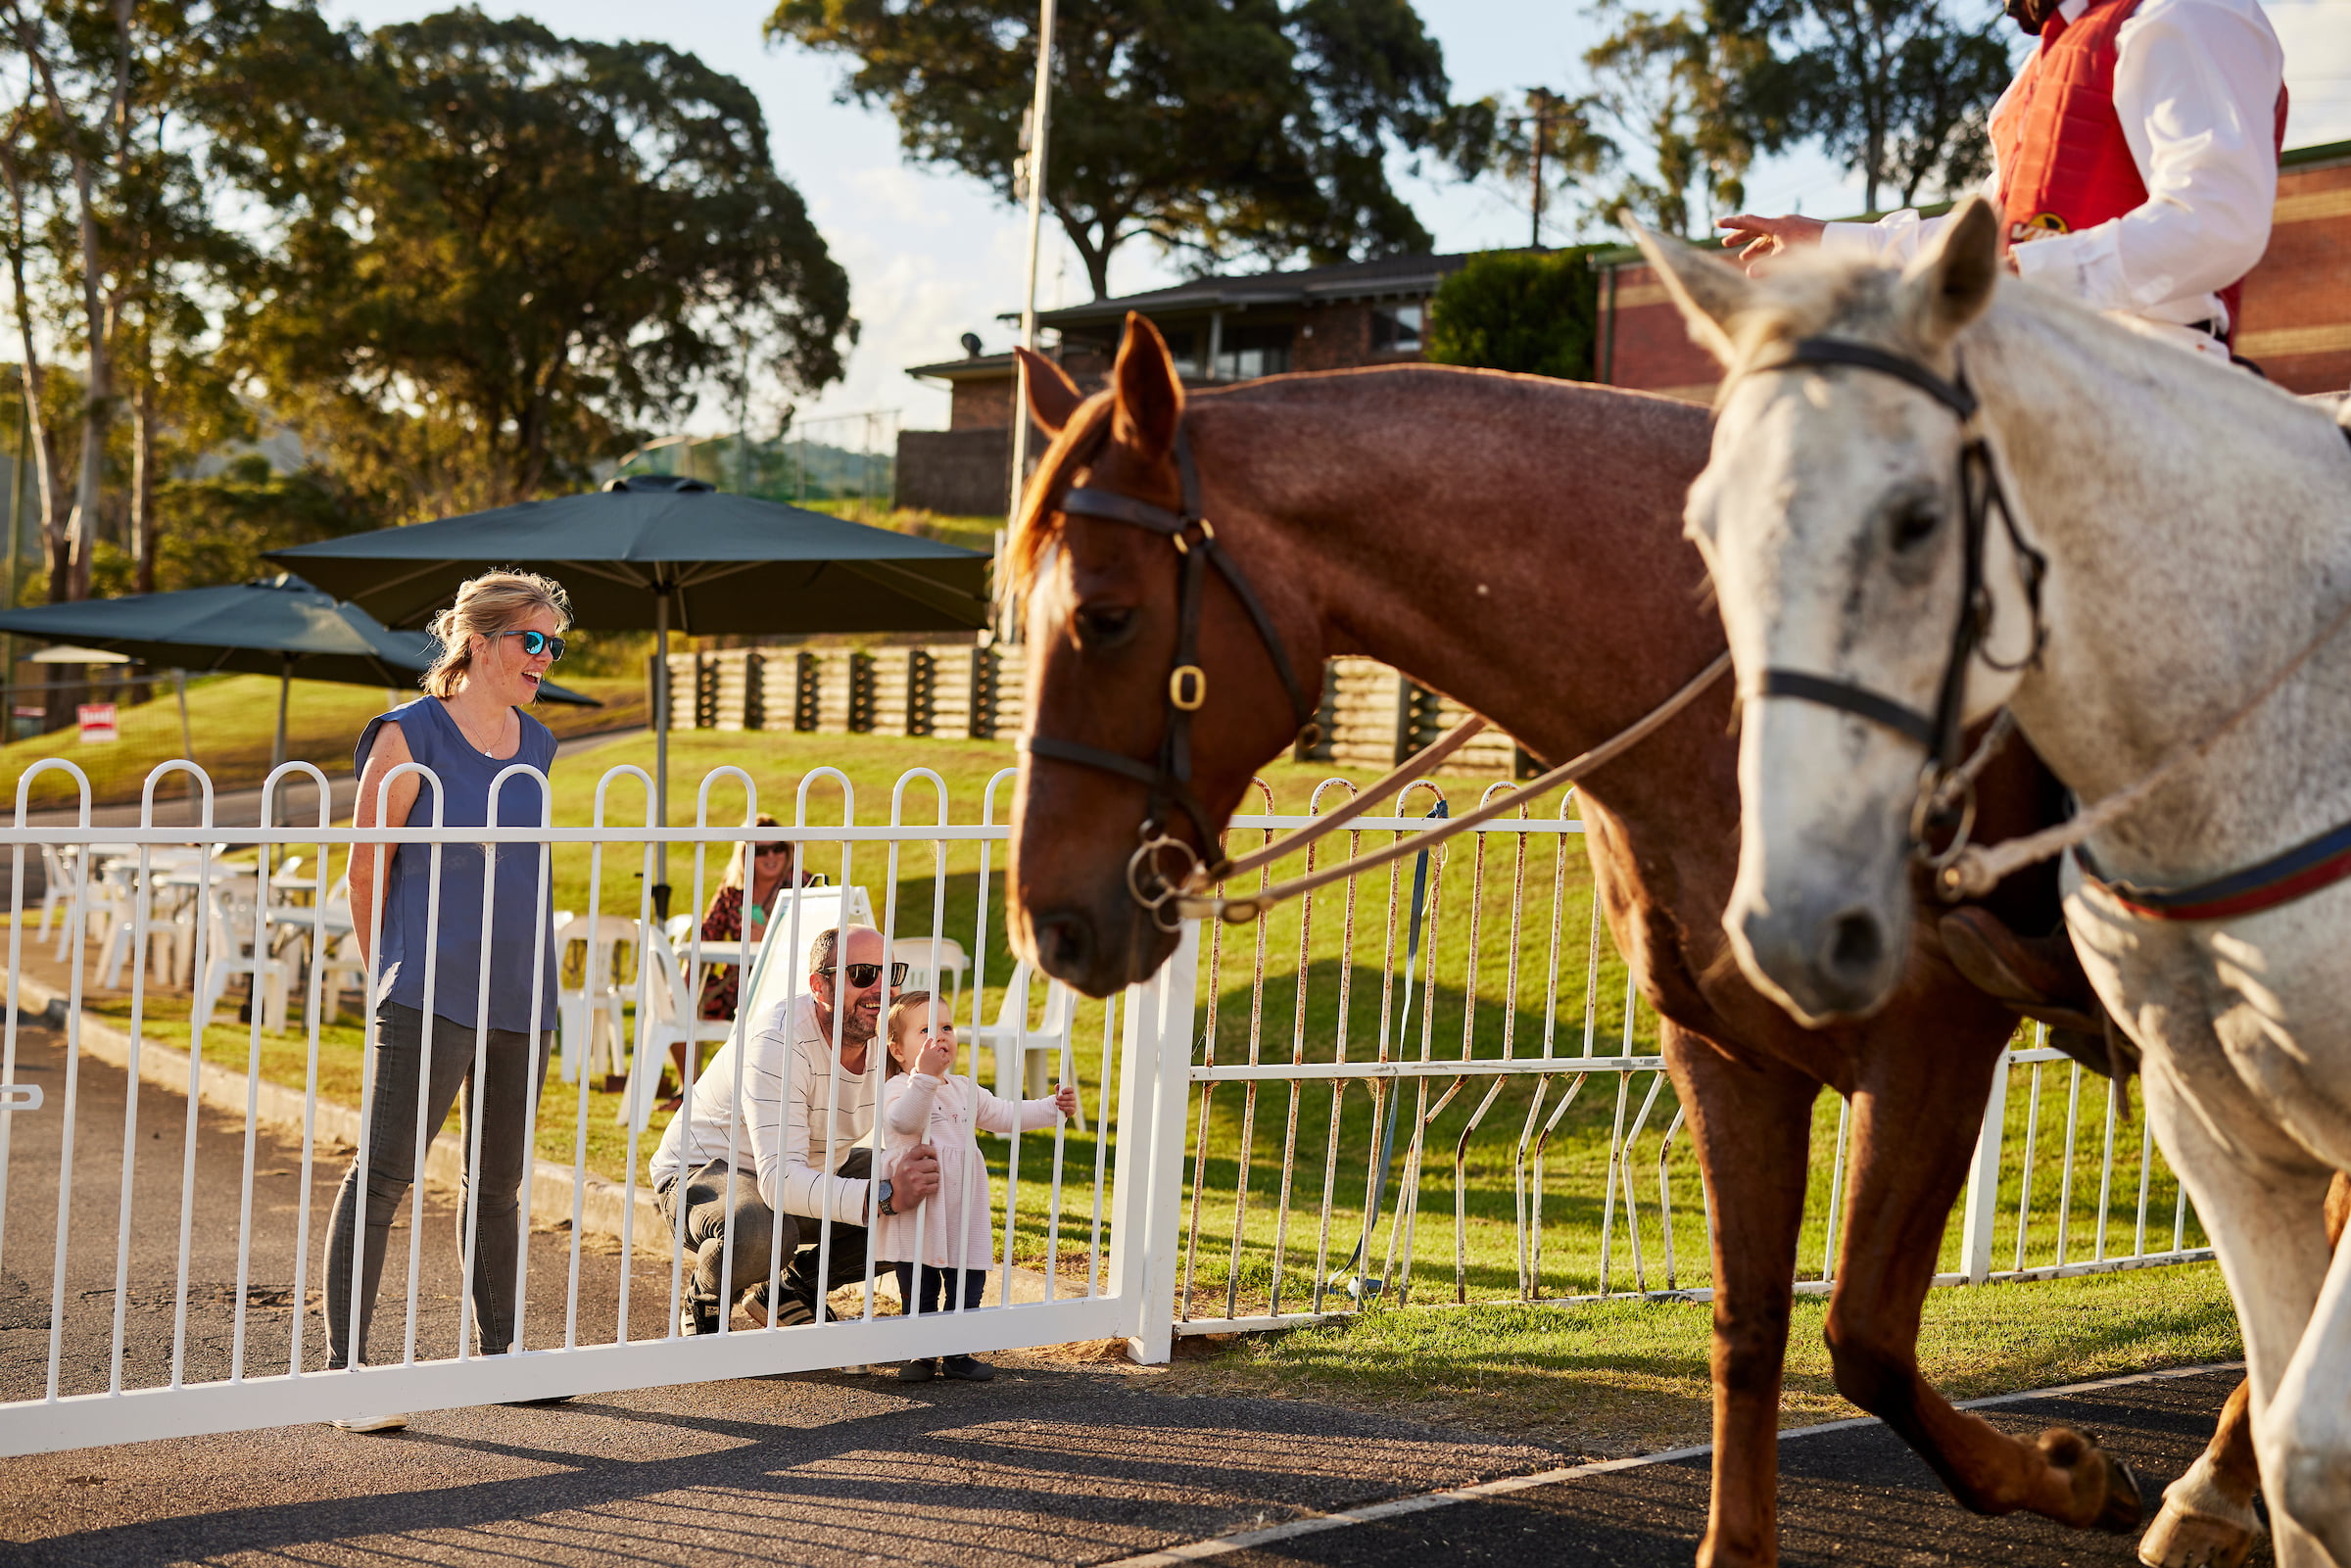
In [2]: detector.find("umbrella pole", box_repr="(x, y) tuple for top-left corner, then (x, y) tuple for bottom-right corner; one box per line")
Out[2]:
(173, 669), (194, 824)
(273, 656), (290, 773)
(652, 592), (671, 921)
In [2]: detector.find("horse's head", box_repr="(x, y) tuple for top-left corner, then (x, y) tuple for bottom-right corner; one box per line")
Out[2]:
(1637, 198), (2040, 1024)
(1004, 314), (1319, 996)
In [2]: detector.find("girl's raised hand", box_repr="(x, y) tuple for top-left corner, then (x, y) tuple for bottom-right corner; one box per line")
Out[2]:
(917, 1030), (955, 1077)
(1054, 1083), (1080, 1119)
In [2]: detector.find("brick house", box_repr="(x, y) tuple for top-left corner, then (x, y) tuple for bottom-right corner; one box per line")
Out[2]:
(1591, 138), (2351, 402)
(896, 252), (1479, 514)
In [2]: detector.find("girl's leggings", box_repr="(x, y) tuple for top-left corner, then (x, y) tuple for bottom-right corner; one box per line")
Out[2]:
(890, 1261), (987, 1318)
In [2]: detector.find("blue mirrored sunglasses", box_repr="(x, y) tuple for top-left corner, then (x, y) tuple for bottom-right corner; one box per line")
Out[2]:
(504, 630), (567, 661)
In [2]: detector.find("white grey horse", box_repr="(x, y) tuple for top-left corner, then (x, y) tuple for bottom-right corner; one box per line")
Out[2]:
(1634, 196), (2351, 1568)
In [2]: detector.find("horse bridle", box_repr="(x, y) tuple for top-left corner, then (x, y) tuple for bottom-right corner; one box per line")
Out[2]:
(1736, 336), (2048, 851)
(1018, 430), (1321, 924)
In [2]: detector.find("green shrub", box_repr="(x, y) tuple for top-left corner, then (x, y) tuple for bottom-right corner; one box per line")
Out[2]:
(1424, 247), (1605, 381)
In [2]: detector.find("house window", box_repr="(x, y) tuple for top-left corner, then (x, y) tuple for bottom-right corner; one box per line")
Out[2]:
(1216, 323), (1293, 380)
(1371, 303), (1423, 354)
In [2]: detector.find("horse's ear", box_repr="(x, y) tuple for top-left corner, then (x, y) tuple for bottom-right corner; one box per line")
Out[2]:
(1017, 346), (1083, 437)
(1903, 195), (2001, 350)
(1629, 217), (1759, 367)
(1111, 311), (1184, 460)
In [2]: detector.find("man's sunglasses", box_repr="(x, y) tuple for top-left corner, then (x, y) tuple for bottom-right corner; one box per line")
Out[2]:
(504, 630), (568, 661)
(821, 962), (909, 989)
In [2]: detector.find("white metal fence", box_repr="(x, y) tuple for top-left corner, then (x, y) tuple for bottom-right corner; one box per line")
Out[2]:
(0, 757), (2208, 1456)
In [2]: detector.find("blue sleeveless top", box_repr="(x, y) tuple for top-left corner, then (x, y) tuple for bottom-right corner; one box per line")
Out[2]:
(356, 698), (559, 1034)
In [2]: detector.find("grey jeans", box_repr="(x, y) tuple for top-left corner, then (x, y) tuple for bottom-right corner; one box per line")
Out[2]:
(656, 1148), (874, 1312)
(323, 1002), (550, 1366)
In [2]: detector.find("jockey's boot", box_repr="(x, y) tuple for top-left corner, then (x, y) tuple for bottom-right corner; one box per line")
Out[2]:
(1937, 904), (2105, 1035)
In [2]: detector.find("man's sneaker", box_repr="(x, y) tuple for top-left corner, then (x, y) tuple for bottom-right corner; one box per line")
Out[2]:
(680, 1295), (721, 1337)
(766, 1295), (816, 1328)
(897, 1357), (937, 1382)
(940, 1354), (995, 1382)
(329, 1413), (408, 1433)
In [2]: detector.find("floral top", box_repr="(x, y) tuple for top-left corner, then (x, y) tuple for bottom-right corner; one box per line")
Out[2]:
(696, 884), (750, 1020)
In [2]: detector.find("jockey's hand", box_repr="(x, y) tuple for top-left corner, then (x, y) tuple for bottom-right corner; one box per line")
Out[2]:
(1716, 214), (1826, 271)
(893, 1143), (941, 1205)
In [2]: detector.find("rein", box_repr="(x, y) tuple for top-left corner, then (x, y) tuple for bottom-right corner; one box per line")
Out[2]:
(1736, 337), (2047, 855)
(1019, 421), (1732, 928)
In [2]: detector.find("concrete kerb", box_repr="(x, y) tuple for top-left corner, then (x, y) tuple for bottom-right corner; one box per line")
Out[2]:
(8, 975), (1060, 1307)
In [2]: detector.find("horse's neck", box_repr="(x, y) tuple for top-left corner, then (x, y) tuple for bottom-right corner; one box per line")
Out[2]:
(1200, 377), (1723, 772)
(1978, 299), (2351, 862)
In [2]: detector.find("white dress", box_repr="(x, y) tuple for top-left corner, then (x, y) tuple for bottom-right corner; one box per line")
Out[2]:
(872, 1071), (1062, 1270)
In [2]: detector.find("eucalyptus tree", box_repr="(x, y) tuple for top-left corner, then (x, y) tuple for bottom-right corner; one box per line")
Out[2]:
(769, 0), (1459, 298)
(205, 9), (853, 517)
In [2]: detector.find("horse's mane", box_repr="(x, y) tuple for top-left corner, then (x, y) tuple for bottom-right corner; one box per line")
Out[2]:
(1006, 391), (1117, 598)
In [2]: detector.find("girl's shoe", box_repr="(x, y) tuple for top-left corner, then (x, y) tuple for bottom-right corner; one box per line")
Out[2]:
(896, 1357), (937, 1382)
(941, 1354), (995, 1382)
(329, 1413), (408, 1433)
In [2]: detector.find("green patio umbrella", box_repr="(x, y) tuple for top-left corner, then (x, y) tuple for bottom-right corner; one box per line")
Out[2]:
(267, 475), (991, 910)
(0, 573), (600, 770)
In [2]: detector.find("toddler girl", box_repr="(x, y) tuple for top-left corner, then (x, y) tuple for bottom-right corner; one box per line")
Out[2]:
(875, 990), (1078, 1382)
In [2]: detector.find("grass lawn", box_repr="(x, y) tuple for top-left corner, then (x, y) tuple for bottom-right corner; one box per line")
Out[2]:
(1163, 1261), (2243, 1458)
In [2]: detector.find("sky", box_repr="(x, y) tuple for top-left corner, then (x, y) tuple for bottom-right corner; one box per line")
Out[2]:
(328, 0), (2351, 438)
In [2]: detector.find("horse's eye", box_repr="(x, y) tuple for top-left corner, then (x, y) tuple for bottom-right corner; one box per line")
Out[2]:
(1889, 498), (1943, 550)
(1078, 605), (1134, 644)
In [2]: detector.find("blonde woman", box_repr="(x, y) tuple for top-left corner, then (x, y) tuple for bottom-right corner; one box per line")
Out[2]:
(695, 814), (817, 1022)
(323, 570), (569, 1431)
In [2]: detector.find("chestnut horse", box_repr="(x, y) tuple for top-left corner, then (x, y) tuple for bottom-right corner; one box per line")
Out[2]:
(1001, 316), (2143, 1567)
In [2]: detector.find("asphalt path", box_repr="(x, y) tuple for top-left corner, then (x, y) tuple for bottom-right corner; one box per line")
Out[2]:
(0, 1023), (2256, 1567)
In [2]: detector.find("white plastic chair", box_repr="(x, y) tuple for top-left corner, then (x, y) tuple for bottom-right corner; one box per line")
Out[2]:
(975, 960), (1080, 1131)
(193, 888), (291, 1035)
(33, 844), (72, 943)
(554, 914), (641, 1084)
(621, 930), (738, 1132)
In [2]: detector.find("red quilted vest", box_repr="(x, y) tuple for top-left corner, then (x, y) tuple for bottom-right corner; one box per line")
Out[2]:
(1991, 0), (2286, 335)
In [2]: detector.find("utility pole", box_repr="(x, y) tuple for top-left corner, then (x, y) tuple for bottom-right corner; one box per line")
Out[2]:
(1003, 0), (1058, 642)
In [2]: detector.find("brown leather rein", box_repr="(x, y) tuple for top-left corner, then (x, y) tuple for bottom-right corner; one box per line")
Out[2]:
(1017, 424), (1732, 927)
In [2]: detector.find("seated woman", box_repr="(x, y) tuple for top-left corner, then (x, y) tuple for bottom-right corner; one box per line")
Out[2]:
(662, 815), (816, 1108)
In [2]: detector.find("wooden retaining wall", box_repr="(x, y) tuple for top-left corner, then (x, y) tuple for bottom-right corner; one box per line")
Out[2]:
(661, 645), (1519, 771)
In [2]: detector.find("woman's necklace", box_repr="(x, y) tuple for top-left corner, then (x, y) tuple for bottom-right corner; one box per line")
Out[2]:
(445, 699), (509, 757)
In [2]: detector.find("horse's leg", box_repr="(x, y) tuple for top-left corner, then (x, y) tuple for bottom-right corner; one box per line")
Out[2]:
(2136, 1058), (2333, 1568)
(1822, 1034), (2142, 1531)
(2139, 1171), (2350, 1568)
(1663, 1022), (1818, 1568)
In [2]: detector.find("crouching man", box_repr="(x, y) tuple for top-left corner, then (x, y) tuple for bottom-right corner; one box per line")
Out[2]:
(649, 923), (939, 1332)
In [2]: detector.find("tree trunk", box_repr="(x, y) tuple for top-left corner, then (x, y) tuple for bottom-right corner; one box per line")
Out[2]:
(1, 154), (68, 605)
(64, 151), (107, 603)
(131, 372), (154, 594)
(1062, 210), (1113, 300)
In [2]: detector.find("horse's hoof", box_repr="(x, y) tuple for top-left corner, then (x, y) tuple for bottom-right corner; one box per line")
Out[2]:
(2136, 1469), (2264, 1568)
(2037, 1426), (2144, 1531)
(2096, 1457), (2146, 1534)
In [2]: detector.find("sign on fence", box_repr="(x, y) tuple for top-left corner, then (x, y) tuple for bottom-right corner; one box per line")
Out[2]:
(74, 703), (117, 743)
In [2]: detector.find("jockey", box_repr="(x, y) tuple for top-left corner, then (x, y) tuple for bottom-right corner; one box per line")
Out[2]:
(1718, 0), (2287, 364)
(1714, 0), (2285, 1060)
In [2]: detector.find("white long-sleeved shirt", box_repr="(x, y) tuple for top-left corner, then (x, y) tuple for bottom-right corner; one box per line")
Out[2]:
(1822, 0), (2283, 335)
(647, 993), (881, 1224)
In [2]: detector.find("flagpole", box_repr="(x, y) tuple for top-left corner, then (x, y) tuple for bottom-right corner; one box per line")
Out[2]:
(1001, 0), (1057, 642)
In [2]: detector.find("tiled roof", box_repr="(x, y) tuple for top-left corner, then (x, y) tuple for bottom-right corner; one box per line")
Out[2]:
(1028, 250), (1494, 329)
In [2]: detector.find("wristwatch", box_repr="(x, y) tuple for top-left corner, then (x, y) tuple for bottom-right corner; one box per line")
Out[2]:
(874, 1178), (896, 1217)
